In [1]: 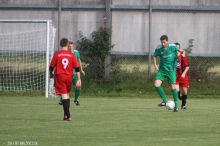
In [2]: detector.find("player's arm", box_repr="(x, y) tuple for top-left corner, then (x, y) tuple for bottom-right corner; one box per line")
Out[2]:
(181, 66), (189, 78)
(49, 66), (54, 78)
(181, 55), (190, 78)
(153, 56), (158, 71)
(75, 67), (81, 87)
(49, 55), (57, 78)
(178, 48), (185, 54)
(79, 60), (85, 76)
(175, 44), (185, 54)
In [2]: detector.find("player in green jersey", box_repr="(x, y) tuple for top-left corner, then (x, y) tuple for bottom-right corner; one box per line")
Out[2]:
(58, 41), (85, 106)
(153, 35), (184, 112)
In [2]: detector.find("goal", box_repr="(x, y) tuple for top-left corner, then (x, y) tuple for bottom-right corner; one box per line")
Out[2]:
(0, 20), (56, 98)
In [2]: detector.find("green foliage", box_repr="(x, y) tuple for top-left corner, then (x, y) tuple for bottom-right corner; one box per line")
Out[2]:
(185, 39), (217, 82)
(77, 27), (114, 82)
(188, 57), (216, 82)
(185, 39), (193, 55)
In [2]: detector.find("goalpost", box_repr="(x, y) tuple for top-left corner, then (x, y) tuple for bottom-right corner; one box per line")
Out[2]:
(0, 20), (56, 98)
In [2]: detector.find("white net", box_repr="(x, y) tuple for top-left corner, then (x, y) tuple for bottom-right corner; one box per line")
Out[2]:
(0, 20), (56, 97)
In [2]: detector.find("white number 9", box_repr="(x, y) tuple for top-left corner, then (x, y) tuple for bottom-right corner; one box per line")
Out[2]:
(62, 58), (69, 69)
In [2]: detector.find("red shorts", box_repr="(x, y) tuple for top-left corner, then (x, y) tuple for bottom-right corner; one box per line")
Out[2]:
(55, 74), (73, 94)
(176, 76), (190, 88)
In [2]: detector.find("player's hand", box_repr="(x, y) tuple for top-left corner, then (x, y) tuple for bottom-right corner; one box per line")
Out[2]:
(180, 49), (185, 54)
(81, 70), (85, 76)
(181, 73), (186, 78)
(50, 74), (54, 78)
(154, 65), (159, 71)
(76, 80), (81, 88)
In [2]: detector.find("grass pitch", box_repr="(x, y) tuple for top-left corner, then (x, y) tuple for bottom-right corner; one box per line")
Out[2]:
(0, 96), (219, 146)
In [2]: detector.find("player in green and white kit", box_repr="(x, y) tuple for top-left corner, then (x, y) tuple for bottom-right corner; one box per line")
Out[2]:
(58, 41), (85, 106)
(153, 35), (184, 112)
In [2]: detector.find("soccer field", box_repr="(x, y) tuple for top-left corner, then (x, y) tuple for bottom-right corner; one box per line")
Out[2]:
(0, 96), (219, 146)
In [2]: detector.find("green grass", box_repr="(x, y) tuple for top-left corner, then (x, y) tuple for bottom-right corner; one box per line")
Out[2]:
(0, 96), (220, 146)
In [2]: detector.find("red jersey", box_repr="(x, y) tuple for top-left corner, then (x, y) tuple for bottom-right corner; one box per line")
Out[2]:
(50, 50), (79, 75)
(176, 53), (189, 77)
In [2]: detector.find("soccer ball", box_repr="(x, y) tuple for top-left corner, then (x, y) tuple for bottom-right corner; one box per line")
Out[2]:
(165, 101), (175, 110)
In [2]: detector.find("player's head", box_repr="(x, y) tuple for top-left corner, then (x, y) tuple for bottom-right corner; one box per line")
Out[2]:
(174, 42), (180, 48)
(60, 38), (69, 47)
(68, 41), (75, 52)
(160, 35), (168, 48)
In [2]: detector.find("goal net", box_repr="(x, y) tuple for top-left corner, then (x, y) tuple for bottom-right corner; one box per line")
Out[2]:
(0, 20), (56, 98)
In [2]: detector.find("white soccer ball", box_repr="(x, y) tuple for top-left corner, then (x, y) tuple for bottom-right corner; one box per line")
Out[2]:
(166, 101), (175, 110)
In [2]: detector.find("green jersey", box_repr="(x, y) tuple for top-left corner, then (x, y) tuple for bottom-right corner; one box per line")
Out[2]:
(73, 50), (80, 74)
(154, 43), (179, 71)
(74, 50), (80, 61)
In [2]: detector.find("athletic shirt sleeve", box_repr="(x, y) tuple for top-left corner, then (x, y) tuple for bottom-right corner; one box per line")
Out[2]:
(74, 50), (81, 61)
(50, 52), (58, 68)
(184, 55), (189, 67)
(154, 45), (162, 56)
(72, 54), (79, 68)
(175, 45), (180, 51)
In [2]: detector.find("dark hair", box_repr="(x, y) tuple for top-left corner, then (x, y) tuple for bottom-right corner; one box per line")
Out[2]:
(69, 41), (74, 45)
(174, 42), (180, 48)
(60, 38), (69, 47)
(160, 35), (168, 41)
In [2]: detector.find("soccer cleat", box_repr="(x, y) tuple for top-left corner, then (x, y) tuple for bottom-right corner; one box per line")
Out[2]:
(157, 102), (165, 106)
(181, 106), (187, 109)
(74, 100), (80, 106)
(173, 107), (179, 112)
(58, 102), (63, 105)
(65, 117), (72, 121)
(63, 115), (67, 121)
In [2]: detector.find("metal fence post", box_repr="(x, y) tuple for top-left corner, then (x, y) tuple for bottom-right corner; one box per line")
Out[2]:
(58, 0), (61, 50)
(148, 0), (152, 79)
(104, 0), (112, 78)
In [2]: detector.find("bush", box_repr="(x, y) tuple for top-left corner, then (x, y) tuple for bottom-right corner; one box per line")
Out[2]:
(185, 39), (217, 82)
(77, 27), (124, 86)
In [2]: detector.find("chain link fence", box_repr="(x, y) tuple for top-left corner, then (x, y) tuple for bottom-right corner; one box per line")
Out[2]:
(1, 0), (220, 94)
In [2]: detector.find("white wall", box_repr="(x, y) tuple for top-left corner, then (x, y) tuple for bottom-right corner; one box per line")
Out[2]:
(1, 0), (220, 56)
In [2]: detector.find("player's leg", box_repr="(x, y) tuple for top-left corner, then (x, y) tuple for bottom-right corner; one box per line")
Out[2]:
(155, 71), (167, 106)
(168, 71), (178, 112)
(175, 81), (182, 100)
(171, 84), (178, 108)
(180, 81), (189, 109)
(155, 80), (167, 106)
(176, 75), (182, 100)
(56, 74), (72, 121)
(62, 94), (71, 121)
(55, 75), (63, 105)
(181, 87), (187, 109)
(73, 73), (81, 106)
(58, 96), (62, 105)
(63, 75), (73, 121)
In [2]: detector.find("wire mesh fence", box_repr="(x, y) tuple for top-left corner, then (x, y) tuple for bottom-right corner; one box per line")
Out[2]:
(1, 0), (220, 94)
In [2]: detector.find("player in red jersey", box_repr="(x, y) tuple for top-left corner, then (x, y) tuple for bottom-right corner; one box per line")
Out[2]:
(175, 42), (190, 109)
(49, 38), (81, 121)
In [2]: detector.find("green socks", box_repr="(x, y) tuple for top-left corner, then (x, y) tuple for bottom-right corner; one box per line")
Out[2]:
(156, 86), (168, 103)
(74, 89), (81, 101)
(59, 97), (62, 103)
(59, 89), (81, 104)
(172, 89), (178, 108)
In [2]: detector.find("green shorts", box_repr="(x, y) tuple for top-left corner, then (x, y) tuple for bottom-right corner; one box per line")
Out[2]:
(155, 70), (176, 84)
(73, 73), (78, 85)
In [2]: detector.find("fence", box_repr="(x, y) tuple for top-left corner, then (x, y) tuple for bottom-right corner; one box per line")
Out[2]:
(1, 0), (220, 91)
